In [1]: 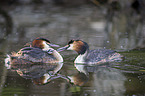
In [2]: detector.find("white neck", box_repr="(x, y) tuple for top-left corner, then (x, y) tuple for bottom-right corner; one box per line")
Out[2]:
(42, 41), (50, 51)
(43, 73), (51, 83)
(52, 50), (63, 62)
(74, 50), (88, 63)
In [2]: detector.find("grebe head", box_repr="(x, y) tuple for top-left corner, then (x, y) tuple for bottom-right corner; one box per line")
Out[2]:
(57, 39), (89, 55)
(66, 72), (89, 86)
(32, 37), (59, 51)
(32, 73), (51, 85)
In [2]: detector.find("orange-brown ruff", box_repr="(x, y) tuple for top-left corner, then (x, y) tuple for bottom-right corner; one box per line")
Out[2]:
(32, 39), (44, 49)
(5, 38), (63, 66)
(72, 40), (87, 54)
(32, 38), (51, 49)
(57, 39), (122, 64)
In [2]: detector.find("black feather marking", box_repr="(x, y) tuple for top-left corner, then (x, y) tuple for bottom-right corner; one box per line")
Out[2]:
(36, 37), (50, 43)
(78, 41), (89, 55)
(68, 40), (74, 44)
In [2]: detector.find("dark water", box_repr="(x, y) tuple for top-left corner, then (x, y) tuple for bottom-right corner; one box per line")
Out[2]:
(0, 0), (145, 96)
(1, 51), (145, 96)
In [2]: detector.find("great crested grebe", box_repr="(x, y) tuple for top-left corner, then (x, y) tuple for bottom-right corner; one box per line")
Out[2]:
(5, 37), (63, 66)
(57, 39), (123, 64)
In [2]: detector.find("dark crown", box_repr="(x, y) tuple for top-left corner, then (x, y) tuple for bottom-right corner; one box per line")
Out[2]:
(36, 37), (50, 43)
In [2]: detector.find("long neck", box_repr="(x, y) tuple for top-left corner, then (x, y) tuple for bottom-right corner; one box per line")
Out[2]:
(52, 50), (63, 62)
(74, 49), (89, 63)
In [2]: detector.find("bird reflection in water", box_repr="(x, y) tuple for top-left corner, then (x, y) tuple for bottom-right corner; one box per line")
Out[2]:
(74, 63), (126, 96)
(5, 62), (64, 85)
(65, 72), (89, 86)
(5, 60), (126, 96)
(5, 60), (89, 86)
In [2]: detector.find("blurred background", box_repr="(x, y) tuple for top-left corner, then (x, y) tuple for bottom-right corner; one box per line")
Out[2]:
(0, 0), (145, 96)
(0, 0), (145, 53)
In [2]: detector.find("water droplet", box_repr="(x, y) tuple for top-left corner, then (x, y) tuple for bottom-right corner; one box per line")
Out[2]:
(84, 93), (88, 96)
(93, 90), (96, 92)
(14, 94), (18, 96)
(107, 41), (109, 43)
(120, 46), (123, 49)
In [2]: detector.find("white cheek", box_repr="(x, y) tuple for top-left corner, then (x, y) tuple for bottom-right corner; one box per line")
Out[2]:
(67, 44), (73, 50)
(43, 73), (51, 83)
(42, 41), (50, 51)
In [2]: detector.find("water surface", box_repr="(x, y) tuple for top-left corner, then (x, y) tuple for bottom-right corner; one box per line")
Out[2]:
(0, 1), (145, 96)
(1, 50), (145, 96)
